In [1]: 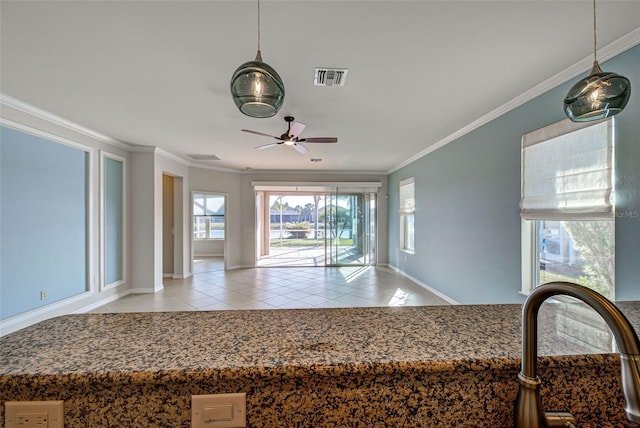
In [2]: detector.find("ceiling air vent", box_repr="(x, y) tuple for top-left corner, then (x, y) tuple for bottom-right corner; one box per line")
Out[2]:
(188, 154), (221, 161)
(314, 68), (348, 87)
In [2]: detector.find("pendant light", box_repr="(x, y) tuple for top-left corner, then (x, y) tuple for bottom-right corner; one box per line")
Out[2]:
(563, 0), (631, 122)
(230, 0), (285, 118)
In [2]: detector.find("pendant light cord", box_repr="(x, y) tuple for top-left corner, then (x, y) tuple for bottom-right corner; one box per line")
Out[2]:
(257, 0), (261, 53)
(592, 0), (597, 62)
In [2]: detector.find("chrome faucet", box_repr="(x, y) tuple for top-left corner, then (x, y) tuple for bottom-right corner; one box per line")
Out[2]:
(515, 281), (640, 427)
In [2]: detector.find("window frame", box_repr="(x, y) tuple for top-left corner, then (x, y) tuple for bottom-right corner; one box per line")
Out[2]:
(399, 177), (415, 254)
(193, 192), (225, 241)
(521, 219), (538, 295)
(100, 151), (127, 290)
(520, 118), (615, 295)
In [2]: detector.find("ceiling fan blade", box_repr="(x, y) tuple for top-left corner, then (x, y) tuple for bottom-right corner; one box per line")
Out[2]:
(293, 143), (309, 154)
(299, 137), (338, 143)
(289, 121), (306, 138)
(255, 143), (281, 150)
(242, 129), (280, 139)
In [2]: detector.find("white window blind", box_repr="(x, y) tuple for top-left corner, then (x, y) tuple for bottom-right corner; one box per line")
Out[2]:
(399, 177), (415, 214)
(520, 118), (613, 220)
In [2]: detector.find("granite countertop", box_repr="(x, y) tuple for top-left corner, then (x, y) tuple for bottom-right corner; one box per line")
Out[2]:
(2, 301), (638, 379)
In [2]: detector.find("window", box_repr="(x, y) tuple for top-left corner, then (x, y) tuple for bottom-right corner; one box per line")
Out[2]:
(399, 177), (415, 253)
(521, 118), (615, 299)
(193, 193), (225, 240)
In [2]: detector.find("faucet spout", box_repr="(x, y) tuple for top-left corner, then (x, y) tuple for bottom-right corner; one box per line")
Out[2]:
(515, 281), (640, 427)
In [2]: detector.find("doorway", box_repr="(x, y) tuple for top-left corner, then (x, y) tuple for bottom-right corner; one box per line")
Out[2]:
(256, 191), (377, 267)
(192, 192), (227, 272)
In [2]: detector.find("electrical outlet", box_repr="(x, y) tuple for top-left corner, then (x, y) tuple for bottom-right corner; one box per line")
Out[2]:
(40, 290), (48, 300)
(16, 413), (47, 427)
(192, 393), (246, 428)
(5, 401), (64, 428)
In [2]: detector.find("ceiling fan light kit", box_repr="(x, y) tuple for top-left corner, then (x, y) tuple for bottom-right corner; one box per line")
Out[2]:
(230, 0), (285, 118)
(242, 116), (338, 154)
(563, 0), (631, 122)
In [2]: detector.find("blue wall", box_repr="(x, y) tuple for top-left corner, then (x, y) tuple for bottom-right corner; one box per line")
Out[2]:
(1, 126), (88, 319)
(612, 46), (640, 301)
(388, 45), (640, 304)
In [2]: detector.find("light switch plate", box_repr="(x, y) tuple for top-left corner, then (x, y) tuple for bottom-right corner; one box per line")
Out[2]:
(192, 393), (246, 428)
(5, 400), (64, 428)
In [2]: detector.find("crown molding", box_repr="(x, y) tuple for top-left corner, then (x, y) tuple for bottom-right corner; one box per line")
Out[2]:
(189, 163), (255, 174)
(128, 145), (157, 153)
(0, 118), (93, 154)
(129, 146), (198, 169)
(187, 164), (386, 175)
(239, 169), (386, 176)
(0, 94), (133, 151)
(0, 94), (235, 171)
(156, 147), (192, 167)
(387, 27), (640, 175)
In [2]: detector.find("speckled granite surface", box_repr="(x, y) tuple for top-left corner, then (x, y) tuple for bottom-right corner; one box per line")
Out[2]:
(2, 303), (640, 427)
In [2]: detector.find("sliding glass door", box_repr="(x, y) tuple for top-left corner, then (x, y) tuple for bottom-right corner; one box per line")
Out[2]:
(257, 190), (377, 267)
(325, 191), (376, 266)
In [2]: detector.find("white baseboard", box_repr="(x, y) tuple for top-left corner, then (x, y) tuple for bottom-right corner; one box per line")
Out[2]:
(163, 272), (193, 279)
(227, 264), (252, 270)
(172, 272), (193, 279)
(129, 287), (160, 294)
(73, 289), (133, 314)
(0, 287), (131, 337)
(386, 264), (460, 305)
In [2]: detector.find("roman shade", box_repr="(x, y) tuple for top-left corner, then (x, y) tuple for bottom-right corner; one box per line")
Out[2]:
(399, 177), (415, 214)
(520, 118), (613, 220)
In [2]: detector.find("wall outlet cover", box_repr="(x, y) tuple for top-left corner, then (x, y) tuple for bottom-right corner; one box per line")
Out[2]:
(192, 393), (246, 428)
(5, 400), (64, 428)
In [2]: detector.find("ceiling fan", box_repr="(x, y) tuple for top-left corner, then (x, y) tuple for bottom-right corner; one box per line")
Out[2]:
(241, 116), (338, 154)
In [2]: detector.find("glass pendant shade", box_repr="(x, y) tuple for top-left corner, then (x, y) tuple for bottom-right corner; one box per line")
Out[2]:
(230, 50), (285, 118)
(564, 60), (631, 122)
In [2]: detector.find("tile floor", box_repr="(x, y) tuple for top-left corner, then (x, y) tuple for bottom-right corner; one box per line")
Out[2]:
(91, 257), (451, 313)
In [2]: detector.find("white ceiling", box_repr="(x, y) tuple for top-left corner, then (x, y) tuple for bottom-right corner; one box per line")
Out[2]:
(1, 1), (639, 173)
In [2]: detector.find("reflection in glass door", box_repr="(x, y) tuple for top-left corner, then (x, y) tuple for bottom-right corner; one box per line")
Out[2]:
(325, 191), (376, 266)
(257, 191), (376, 267)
